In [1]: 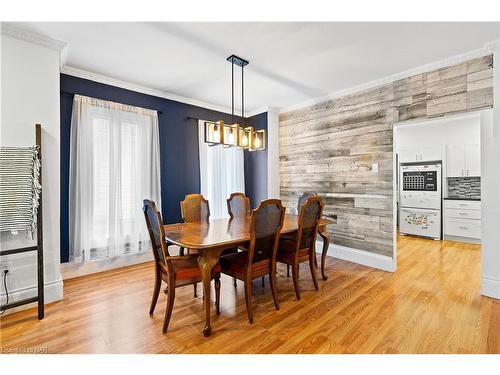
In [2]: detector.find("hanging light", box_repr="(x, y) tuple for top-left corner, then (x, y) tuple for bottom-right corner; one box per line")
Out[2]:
(251, 129), (266, 151)
(204, 120), (224, 145)
(223, 123), (240, 147)
(204, 55), (266, 150)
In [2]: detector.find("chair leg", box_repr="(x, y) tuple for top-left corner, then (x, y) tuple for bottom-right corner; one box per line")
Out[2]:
(233, 278), (237, 287)
(215, 276), (221, 315)
(287, 264), (290, 277)
(162, 284), (175, 334)
(261, 276), (265, 288)
(193, 283), (197, 298)
(244, 278), (254, 324)
(149, 270), (161, 315)
(270, 271), (280, 311)
(309, 257), (319, 291)
(292, 262), (301, 300)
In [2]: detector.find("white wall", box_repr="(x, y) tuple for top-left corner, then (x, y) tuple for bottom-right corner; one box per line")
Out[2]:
(480, 37), (500, 300)
(395, 114), (480, 151)
(0, 33), (63, 310)
(267, 108), (280, 199)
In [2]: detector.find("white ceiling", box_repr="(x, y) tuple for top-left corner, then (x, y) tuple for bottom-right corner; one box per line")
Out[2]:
(11, 22), (500, 114)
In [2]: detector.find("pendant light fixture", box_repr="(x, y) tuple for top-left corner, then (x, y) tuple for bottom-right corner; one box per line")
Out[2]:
(204, 55), (266, 151)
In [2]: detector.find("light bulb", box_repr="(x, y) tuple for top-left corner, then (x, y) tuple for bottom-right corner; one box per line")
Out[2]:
(254, 138), (261, 148)
(242, 135), (248, 146)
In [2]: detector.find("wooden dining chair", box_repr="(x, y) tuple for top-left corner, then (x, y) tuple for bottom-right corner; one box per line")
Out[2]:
(180, 194), (210, 223)
(220, 199), (285, 323)
(143, 199), (221, 333)
(297, 191), (317, 213)
(179, 194), (211, 296)
(225, 192), (252, 287)
(283, 191), (318, 277)
(227, 192), (251, 218)
(277, 196), (324, 300)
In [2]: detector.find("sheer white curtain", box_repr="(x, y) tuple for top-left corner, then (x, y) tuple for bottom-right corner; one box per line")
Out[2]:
(198, 120), (245, 219)
(69, 95), (161, 263)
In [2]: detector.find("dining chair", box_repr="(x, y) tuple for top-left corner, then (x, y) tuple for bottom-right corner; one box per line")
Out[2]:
(180, 193), (210, 223)
(283, 191), (318, 276)
(220, 199), (285, 323)
(277, 196), (324, 300)
(225, 192), (252, 287)
(297, 191), (317, 212)
(179, 194), (211, 296)
(227, 192), (251, 218)
(143, 199), (221, 333)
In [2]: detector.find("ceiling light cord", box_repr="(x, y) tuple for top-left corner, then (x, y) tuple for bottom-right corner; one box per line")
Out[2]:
(231, 61), (234, 125)
(241, 64), (244, 126)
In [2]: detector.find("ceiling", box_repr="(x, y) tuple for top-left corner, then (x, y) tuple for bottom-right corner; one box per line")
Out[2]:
(11, 22), (500, 114)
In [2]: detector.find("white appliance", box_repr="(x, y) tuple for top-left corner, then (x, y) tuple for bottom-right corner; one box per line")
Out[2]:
(399, 163), (442, 240)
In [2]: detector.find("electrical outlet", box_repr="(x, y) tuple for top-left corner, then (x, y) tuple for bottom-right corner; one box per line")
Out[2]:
(0, 262), (13, 273)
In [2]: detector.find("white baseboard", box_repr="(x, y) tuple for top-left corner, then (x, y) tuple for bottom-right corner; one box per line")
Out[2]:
(61, 250), (155, 280)
(482, 277), (500, 300)
(316, 241), (396, 272)
(0, 277), (63, 315)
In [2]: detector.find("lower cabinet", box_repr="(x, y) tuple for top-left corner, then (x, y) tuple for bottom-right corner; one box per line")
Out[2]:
(444, 200), (481, 241)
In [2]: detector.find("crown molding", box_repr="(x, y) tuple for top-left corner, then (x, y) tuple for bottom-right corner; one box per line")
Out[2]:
(279, 45), (493, 114)
(61, 66), (235, 115)
(484, 38), (500, 52)
(1, 22), (66, 51)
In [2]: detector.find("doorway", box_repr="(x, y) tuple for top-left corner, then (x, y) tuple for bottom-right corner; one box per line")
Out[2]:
(392, 111), (486, 287)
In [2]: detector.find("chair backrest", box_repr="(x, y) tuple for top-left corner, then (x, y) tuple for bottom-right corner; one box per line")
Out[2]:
(227, 192), (251, 218)
(296, 196), (324, 251)
(143, 199), (170, 264)
(247, 199), (285, 268)
(297, 191), (317, 213)
(180, 194), (210, 223)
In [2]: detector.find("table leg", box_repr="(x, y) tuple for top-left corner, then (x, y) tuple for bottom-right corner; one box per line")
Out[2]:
(318, 229), (330, 280)
(197, 250), (222, 337)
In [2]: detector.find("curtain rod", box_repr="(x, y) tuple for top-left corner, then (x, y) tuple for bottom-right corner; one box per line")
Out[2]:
(60, 90), (163, 114)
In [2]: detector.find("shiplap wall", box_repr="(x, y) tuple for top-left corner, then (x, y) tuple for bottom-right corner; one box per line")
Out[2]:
(279, 55), (493, 257)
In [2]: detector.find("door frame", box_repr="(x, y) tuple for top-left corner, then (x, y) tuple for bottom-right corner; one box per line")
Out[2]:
(392, 110), (498, 299)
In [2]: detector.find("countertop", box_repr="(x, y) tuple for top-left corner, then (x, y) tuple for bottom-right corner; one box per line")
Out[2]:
(444, 197), (481, 201)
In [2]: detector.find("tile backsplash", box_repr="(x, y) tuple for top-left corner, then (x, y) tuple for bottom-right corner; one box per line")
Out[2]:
(447, 177), (481, 199)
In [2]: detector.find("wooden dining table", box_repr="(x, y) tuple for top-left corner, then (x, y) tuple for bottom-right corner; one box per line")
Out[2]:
(163, 213), (334, 337)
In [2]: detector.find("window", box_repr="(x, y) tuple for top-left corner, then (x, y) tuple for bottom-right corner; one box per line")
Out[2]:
(198, 120), (245, 219)
(69, 95), (161, 263)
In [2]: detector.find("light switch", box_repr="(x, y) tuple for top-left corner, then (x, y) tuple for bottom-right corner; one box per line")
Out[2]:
(372, 163), (379, 174)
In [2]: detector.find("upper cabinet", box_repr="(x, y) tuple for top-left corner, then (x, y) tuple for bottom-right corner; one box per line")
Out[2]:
(465, 144), (481, 177)
(398, 145), (442, 163)
(446, 144), (480, 177)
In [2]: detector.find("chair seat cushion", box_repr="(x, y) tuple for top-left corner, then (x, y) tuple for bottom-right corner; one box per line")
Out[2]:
(277, 240), (311, 264)
(220, 251), (270, 279)
(171, 256), (221, 281)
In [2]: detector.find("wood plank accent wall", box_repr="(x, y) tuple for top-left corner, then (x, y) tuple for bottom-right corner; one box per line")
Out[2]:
(279, 55), (493, 257)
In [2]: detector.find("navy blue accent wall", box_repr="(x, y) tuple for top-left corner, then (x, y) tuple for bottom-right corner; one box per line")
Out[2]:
(244, 112), (268, 208)
(60, 74), (266, 263)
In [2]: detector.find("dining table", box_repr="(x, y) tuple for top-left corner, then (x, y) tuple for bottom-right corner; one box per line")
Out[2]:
(163, 213), (334, 337)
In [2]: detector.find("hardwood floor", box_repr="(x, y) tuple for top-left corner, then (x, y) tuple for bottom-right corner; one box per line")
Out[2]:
(1, 236), (499, 354)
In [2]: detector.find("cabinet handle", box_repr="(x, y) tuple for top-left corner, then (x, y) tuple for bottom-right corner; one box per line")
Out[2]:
(459, 226), (469, 230)
(459, 213), (468, 216)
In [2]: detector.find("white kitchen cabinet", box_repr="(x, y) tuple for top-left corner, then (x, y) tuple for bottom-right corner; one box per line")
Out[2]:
(398, 145), (442, 163)
(465, 144), (481, 177)
(446, 143), (480, 177)
(444, 199), (481, 241)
